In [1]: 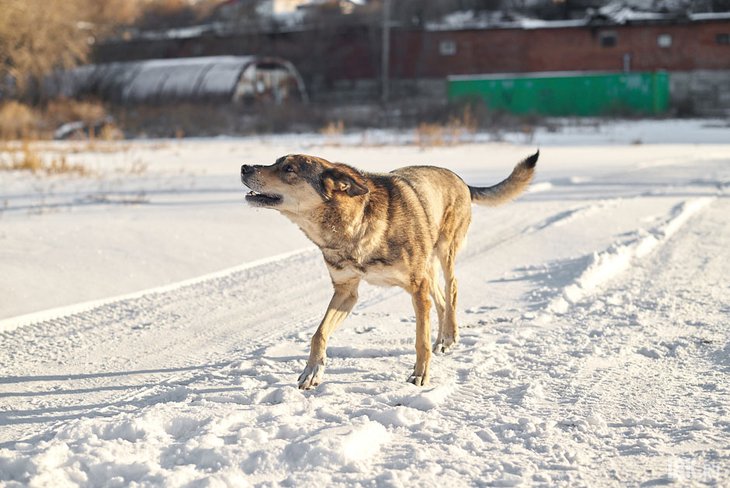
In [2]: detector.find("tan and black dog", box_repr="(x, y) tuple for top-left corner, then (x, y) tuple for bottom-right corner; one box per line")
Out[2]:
(241, 151), (538, 389)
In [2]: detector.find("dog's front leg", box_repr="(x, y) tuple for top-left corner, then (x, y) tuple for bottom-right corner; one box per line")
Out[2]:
(408, 279), (432, 386)
(298, 279), (359, 389)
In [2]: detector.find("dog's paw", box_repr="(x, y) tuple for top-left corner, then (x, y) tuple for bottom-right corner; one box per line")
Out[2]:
(297, 362), (325, 390)
(432, 336), (458, 354)
(407, 373), (429, 387)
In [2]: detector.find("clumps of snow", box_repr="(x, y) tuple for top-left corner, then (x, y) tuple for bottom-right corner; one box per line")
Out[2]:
(0, 399), (391, 486)
(540, 197), (714, 319)
(284, 417), (389, 468)
(586, 413), (609, 435)
(505, 382), (546, 406)
(259, 386), (306, 405)
(688, 419), (710, 431)
(404, 383), (455, 411)
(365, 406), (424, 428)
(637, 346), (663, 359)
(340, 420), (390, 463)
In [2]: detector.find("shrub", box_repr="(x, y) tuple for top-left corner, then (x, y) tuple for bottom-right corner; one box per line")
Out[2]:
(45, 98), (108, 125)
(0, 101), (39, 139)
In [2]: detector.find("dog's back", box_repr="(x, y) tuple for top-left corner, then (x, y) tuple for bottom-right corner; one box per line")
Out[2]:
(388, 151), (538, 254)
(390, 166), (473, 250)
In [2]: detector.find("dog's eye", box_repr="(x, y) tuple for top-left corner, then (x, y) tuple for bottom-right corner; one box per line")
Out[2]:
(283, 165), (295, 173)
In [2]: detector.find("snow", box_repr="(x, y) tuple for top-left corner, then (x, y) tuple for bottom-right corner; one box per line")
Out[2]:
(1, 119), (729, 486)
(425, 2), (729, 31)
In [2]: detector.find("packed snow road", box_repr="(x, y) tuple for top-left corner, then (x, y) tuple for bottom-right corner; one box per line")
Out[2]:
(0, 128), (728, 486)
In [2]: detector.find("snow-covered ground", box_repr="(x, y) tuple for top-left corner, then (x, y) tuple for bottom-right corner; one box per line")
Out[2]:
(0, 119), (729, 486)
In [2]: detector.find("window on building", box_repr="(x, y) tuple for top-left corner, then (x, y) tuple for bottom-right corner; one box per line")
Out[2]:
(657, 34), (672, 48)
(439, 40), (457, 56)
(717, 33), (730, 45)
(599, 31), (617, 48)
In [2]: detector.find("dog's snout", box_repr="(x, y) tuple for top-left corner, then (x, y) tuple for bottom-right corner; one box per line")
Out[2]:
(241, 164), (254, 176)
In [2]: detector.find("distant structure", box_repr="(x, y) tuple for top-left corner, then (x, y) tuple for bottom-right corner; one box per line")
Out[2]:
(93, 5), (730, 115)
(50, 56), (308, 105)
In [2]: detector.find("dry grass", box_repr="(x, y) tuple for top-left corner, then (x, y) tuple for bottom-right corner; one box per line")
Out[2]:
(0, 99), (124, 146)
(0, 141), (90, 176)
(46, 99), (107, 125)
(319, 120), (345, 145)
(45, 154), (90, 175)
(320, 120), (345, 136)
(0, 137), (151, 177)
(415, 123), (446, 148)
(0, 101), (40, 140)
(415, 105), (479, 148)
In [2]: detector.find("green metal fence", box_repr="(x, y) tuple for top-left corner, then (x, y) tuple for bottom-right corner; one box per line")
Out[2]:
(447, 71), (669, 116)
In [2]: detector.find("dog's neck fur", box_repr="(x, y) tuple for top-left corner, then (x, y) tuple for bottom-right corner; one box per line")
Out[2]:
(281, 183), (389, 269)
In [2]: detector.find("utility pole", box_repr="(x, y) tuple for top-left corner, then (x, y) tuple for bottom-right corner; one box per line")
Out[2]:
(381, 0), (391, 104)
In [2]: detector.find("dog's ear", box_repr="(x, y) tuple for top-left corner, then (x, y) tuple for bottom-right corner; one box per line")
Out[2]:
(319, 166), (369, 200)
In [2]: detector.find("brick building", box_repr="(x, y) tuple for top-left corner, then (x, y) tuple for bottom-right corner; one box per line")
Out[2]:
(94, 11), (730, 114)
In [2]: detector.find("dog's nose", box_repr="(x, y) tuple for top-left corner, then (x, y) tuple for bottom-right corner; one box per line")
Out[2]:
(241, 164), (254, 175)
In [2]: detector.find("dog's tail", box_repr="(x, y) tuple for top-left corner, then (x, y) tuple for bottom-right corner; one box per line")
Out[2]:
(469, 151), (539, 207)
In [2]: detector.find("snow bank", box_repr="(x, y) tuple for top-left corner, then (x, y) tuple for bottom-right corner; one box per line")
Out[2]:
(0, 394), (390, 487)
(543, 197), (714, 318)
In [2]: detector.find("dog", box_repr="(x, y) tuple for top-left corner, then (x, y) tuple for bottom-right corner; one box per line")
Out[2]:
(241, 151), (538, 389)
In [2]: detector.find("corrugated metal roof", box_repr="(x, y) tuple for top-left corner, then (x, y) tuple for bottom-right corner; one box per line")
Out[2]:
(51, 56), (304, 103)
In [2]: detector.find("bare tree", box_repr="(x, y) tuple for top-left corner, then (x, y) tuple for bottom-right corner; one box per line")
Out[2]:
(83, 0), (144, 36)
(0, 0), (91, 97)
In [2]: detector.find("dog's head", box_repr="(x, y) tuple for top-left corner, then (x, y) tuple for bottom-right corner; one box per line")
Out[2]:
(241, 154), (368, 212)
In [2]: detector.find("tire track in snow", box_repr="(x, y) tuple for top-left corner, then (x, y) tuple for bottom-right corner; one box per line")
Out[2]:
(537, 197), (714, 321)
(0, 247), (317, 334)
(533, 198), (730, 484)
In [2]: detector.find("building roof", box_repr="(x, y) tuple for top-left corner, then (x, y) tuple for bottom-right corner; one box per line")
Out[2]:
(50, 56), (306, 103)
(425, 4), (730, 32)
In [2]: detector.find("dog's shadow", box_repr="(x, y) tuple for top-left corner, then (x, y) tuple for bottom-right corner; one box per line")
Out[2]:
(0, 342), (416, 446)
(0, 362), (237, 445)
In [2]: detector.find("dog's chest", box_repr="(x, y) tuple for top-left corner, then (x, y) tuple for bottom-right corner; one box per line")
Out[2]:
(362, 266), (409, 287)
(325, 250), (409, 288)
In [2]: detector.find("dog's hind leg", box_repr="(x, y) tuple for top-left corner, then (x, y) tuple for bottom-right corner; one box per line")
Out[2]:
(434, 239), (462, 354)
(298, 278), (360, 390)
(430, 260), (448, 353)
(408, 279), (432, 386)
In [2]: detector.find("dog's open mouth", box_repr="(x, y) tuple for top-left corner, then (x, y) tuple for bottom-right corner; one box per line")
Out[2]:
(245, 191), (283, 206)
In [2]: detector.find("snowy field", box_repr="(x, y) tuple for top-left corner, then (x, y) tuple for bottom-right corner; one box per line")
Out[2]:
(0, 119), (729, 486)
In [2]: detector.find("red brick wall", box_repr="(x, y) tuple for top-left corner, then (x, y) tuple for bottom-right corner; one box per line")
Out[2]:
(388, 20), (730, 78)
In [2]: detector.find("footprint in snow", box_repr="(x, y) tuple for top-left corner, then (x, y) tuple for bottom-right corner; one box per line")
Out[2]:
(466, 305), (498, 314)
(354, 325), (376, 334)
